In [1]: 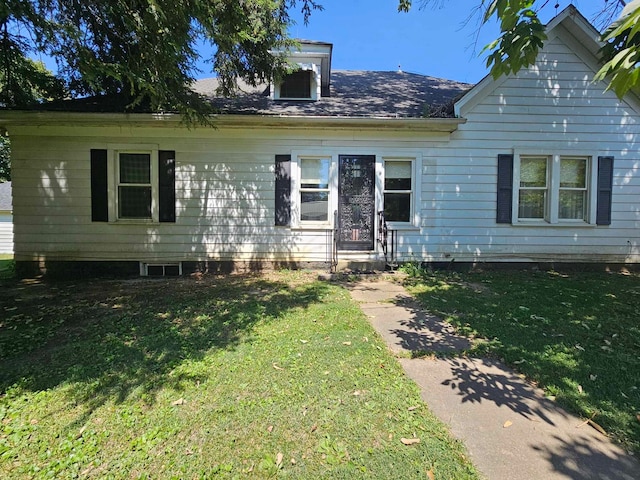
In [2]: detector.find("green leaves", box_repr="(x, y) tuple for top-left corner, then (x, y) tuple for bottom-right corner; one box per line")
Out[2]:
(596, 1), (640, 98)
(0, 1), (324, 124)
(480, 1), (547, 80)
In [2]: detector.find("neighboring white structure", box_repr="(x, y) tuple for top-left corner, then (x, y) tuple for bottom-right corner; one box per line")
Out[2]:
(0, 7), (638, 275)
(0, 181), (12, 254)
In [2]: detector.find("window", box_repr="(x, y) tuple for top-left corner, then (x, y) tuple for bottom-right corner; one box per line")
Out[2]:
(518, 156), (547, 219)
(515, 154), (591, 223)
(118, 153), (153, 219)
(280, 70), (312, 99)
(300, 157), (330, 222)
(559, 157), (587, 220)
(383, 159), (413, 223)
(91, 148), (175, 223)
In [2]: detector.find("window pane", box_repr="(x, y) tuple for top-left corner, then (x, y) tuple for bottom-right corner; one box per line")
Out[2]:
(520, 157), (547, 187)
(560, 157), (586, 188)
(384, 193), (411, 222)
(301, 158), (330, 188)
(385, 161), (412, 190)
(119, 186), (152, 218)
(518, 190), (546, 219)
(120, 153), (151, 184)
(280, 70), (311, 99)
(301, 191), (328, 221)
(559, 191), (586, 219)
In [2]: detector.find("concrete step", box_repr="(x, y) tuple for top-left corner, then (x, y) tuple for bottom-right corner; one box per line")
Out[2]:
(336, 259), (386, 272)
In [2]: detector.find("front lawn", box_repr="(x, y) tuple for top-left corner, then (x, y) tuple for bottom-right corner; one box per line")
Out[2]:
(0, 254), (13, 280)
(0, 272), (478, 479)
(403, 267), (640, 455)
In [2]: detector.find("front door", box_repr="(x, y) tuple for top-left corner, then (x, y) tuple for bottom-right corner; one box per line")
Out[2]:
(337, 155), (375, 250)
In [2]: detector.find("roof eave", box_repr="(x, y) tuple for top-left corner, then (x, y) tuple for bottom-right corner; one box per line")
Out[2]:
(0, 111), (466, 133)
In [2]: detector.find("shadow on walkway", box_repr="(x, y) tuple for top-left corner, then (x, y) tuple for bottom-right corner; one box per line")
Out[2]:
(347, 277), (640, 480)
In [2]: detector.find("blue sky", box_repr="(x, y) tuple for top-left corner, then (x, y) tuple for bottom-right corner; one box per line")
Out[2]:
(276, 0), (610, 84)
(31, 1), (610, 86)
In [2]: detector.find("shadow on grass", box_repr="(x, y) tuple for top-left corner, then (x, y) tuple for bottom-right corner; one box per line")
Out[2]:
(404, 269), (640, 455)
(0, 275), (331, 418)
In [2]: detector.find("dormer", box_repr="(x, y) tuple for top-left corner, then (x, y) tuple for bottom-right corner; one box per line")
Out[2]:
(273, 41), (332, 101)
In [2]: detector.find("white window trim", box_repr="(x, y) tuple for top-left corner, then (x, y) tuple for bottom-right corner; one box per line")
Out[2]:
(381, 155), (422, 229)
(289, 150), (422, 232)
(107, 144), (159, 223)
(290, 152), (335, 229)
(513, 149), (598, 226)
(273, 63), (320, 101)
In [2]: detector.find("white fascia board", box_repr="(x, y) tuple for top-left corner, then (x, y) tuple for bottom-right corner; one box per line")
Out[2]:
(0, 111), (466, 133)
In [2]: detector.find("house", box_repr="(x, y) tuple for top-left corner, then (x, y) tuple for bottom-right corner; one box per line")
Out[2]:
(0, 6), (638, 276)
(0, 181), (12, 254)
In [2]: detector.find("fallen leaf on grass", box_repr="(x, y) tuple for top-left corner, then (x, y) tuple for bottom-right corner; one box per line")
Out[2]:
(310, 424), (318, 433)
(427, 469), (435, 480)
(267, 425), (274, 433)
(80, 466), (94, 476)
(342, 341), (352, 346)
(172, 398), (186, 406)
(400, 437), (420, 445)
(291, 458), (296, 465)
(587, 418), (607, 436)
(276, 452), (284, 468)
(503, 421), (513, 428)
(272, 363), (284, 370)
(408, 406), (419, 411)
(300, 340), (308, 344)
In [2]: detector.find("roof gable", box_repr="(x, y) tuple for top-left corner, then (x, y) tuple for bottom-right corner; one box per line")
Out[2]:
(454, 5), (640, 117)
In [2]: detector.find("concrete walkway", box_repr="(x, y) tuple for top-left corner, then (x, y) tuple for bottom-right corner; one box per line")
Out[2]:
(347, 277), (640, 480)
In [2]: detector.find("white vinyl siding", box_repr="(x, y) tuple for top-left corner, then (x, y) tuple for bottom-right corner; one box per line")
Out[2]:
(6, 25), (640, 266)
(0, 212), (12, 253)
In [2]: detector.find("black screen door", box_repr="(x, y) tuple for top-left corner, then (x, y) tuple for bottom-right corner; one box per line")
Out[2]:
(337, 155), (375, 250)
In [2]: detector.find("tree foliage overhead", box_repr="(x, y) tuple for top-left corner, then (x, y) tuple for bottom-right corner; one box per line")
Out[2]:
(0, 0), (322, 123)
(399, 0), (640, 99)
(0, 133), (9, 182)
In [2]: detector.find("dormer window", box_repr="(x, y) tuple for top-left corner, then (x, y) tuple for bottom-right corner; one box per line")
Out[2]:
(271, 41), (332, 101)
(280, 70), (312, 99)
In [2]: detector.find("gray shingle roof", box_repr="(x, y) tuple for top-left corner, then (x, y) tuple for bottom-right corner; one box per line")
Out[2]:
(193, 70), (471, 118)
(17, 70), (471, 118)
(0, 182), (11, 211)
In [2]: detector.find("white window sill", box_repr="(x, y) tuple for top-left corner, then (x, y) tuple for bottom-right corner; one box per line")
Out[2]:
(112, 219), (159, 225)
(291, 223), (332, 231)
(386, 223), (420, 231)
(512, 220), (595, 228)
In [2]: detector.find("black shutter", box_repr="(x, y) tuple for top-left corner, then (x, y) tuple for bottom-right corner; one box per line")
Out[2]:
(275, 154), (291, 226)
(159, 150), (176, 223)
(496, 154), (514, 224)
(596, 156), (614, 226)
(90, 149), (108, 222)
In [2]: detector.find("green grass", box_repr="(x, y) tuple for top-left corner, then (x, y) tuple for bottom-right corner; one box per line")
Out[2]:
(0, 272), (478, 479)
(402, 267), (640, 454)
(0, 254), (13, 280)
